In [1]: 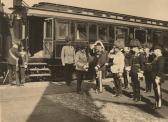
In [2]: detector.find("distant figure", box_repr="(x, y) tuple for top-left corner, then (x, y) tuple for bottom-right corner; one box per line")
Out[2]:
(75, 45), (89, 94)
(18, 44), (28, 85)
(151, 49), (165, 109)
(61, 36), (75, 85)
(8, 42), (21, 86)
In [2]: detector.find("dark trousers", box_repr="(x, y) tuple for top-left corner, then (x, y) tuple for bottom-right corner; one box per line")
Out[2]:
(113, 73), (122, 95)
(153, 79), (162, 107)
(96, 71), (103, 92)
(76, 70), (85, 92)
(123, 69), (128, 88)
(130, 71), (140, 100)
(64, 64), (74, 85)
(8, 64), (19, 85)
(19, 67), (25, 84)
(144, 70), (152, 92)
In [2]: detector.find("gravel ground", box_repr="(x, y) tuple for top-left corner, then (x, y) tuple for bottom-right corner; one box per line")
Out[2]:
(1, 79), (168, 122)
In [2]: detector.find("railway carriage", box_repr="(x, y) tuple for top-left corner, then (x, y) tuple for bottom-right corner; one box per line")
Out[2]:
(1, 0), (168, 80)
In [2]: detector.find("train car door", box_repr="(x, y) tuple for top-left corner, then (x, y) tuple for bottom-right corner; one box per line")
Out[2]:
(43, 18), (54, 58)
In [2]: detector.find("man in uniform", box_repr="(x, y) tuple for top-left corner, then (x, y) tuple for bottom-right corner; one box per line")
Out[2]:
(129, 46), (144, 102)
(110, 44), (125, 97)
(151, 48), (165, 109)
(61, 36), (75, 85)
(75, 45), (89, 94)
(94, 41), (108, 93)
(123, 47), (132, 89)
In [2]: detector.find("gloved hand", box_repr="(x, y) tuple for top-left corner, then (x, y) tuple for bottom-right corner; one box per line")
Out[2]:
(83, 64), (89, 71)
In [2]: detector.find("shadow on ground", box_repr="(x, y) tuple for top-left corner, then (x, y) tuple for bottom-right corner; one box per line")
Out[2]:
(26, 82), (106, 122)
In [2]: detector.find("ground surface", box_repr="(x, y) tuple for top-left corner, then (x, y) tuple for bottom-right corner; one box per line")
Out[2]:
(0, 78), (168, 122)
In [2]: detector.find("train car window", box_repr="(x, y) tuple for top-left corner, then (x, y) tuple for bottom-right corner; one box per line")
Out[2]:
(58, 22), (69, 40)
(98, 25), (108, 42)
(0, 34), (2, 57)
(46, 20), (53, 38)
(76, 23), (87, 41)
(71, 22), (75, 41)
(135, 29), (147, 44)
(109, 26), (115, 43)
(89, 24), (97, 43)
(13, 19), (22, 39)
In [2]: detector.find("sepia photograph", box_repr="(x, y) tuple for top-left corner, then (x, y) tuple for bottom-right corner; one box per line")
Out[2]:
(0, 0), (168, 122)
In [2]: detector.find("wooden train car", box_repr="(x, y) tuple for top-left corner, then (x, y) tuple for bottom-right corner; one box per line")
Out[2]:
(0, 1), (11, 79)
(5, 1), (168, 79)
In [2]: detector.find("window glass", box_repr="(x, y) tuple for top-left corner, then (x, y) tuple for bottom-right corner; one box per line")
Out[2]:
(0, 34), (2, 57)
(135, 30), (146, 44)
(76, 23), (87, 41)
(58, 22), (69, 39)
(71, 22), (75, 41)
(89, 24), (97, 42)
(98, 25), (107, 42)
(46, 20), (52, 38)
(109, 26), (114, 43)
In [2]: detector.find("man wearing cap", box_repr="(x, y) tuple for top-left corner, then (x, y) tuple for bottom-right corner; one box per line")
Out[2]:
(75, 45), (89, 93)
(94, 41), (108, 93)
(61, 36), (75, 85)
(151, 48), (165, 109)
(123, 47), (132, 89)
(129, 47), (144, 101)
(110, 43), (125, 97)
(8, 42), (21, 85)
(144, 48), (155, 93)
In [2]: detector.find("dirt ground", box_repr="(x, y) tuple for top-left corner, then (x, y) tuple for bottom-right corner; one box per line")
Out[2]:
(0, 79), (168, 122)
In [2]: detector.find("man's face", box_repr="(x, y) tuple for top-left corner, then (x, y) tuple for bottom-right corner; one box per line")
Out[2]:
(114, 47), (119, 53)
(96, 45), (102, 52)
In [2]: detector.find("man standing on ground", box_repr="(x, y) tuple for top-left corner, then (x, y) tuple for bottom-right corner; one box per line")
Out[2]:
(8, 42), (21, 86)
(110, 44), (125, 97)
(61, 36), (75, 85)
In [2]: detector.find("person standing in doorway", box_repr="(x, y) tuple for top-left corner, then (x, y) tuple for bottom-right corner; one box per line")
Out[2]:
(61, 36), (75, 85)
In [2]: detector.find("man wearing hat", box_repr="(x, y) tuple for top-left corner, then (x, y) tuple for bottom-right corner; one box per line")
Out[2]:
(110, 43), (125, 96)
(129, 46), (144, 102)
(94, 41), (108, 93)
(8, 42), (21, 85)
(151, 48), (165, 109)
(75, 44), (89, 93)
(61, 36), (75, 85)
(123, 47), (132, 89)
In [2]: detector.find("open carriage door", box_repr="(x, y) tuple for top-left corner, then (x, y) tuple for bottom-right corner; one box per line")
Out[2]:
(43, 18), (54, 58)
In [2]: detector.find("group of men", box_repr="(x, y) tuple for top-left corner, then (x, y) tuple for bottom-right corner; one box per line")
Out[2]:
(61, 36), (165, 109)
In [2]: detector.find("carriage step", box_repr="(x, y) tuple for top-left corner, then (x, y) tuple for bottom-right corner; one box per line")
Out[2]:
(28, 63), (47, 65)
(29, 68), (50, 71)
(29, 73), (51, 77)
